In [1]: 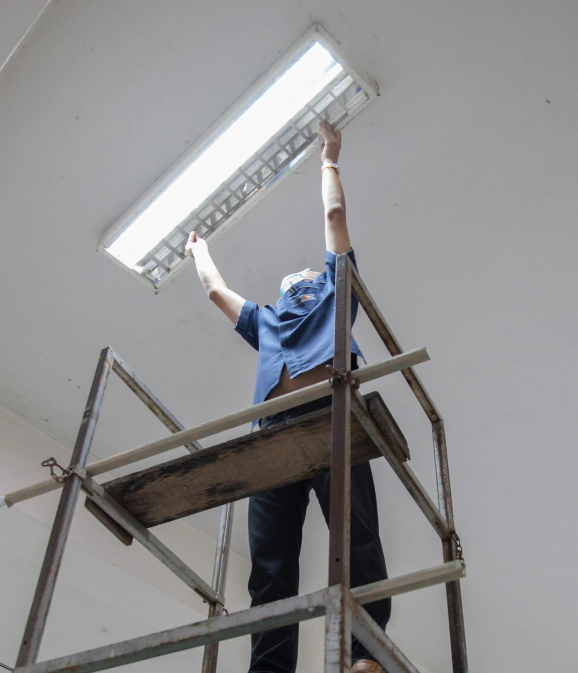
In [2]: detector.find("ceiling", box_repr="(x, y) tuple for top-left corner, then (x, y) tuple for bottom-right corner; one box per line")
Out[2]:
(1, 1), (577, 671)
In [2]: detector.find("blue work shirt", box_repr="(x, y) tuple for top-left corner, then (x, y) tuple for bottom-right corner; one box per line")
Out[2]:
(235, 249), (364, 427)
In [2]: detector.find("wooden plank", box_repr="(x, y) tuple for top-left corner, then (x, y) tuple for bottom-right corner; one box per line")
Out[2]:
(84, 498), (133, 546)
(2, 350), (429, 510)
(365, 392), (410, 462)
(99, 393), (391, 528)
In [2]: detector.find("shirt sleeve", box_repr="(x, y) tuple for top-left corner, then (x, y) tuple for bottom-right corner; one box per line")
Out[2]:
(234, 300), (260, 351)
(325, 248), (357, 285)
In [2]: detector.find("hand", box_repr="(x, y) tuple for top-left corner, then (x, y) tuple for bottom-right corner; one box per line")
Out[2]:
(318, 119), (341, 164)
(185, 231), (208, 259)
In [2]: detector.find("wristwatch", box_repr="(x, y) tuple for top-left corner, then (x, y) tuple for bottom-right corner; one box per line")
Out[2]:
(321, 161), (340, 175)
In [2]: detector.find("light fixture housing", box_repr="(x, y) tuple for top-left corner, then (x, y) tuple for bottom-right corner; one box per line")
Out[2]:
(98, 24), (379, 292)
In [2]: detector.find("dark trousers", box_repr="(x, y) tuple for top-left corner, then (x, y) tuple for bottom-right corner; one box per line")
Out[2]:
(248, 395), (391, 673)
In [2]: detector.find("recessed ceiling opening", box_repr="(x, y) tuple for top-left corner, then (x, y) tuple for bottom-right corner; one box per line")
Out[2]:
(99, 24), (378, 292)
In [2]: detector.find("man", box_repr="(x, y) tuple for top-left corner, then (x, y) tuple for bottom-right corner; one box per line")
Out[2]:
(186, 120), (390, 673)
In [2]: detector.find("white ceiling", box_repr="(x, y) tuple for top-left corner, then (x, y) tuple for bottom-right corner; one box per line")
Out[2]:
(1, 1), (577, 672)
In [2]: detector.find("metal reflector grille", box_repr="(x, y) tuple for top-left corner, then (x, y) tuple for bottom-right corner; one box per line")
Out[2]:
(137, 72), (369, 287)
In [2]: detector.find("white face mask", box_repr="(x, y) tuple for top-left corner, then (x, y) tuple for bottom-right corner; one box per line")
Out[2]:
(280, 269), (311, 296)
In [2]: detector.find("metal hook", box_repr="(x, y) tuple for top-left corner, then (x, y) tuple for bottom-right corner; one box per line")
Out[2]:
(450, 530), (464, 561)
(41, 457), (71, 484)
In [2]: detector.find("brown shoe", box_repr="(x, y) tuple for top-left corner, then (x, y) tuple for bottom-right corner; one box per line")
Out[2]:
(351, 660), (386, 673)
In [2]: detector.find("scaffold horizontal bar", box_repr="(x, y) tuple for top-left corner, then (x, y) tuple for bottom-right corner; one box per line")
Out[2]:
(2, 348), (429, 507)
(352, 561), (465, 604)
(13, 589), (329, 673)
(11, 562), (464, 673)
(351, 599), (419, 673)
(81, 476), (219, 604)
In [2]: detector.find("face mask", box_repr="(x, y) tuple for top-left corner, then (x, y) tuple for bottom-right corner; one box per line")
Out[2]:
(280, 269), (311, 296)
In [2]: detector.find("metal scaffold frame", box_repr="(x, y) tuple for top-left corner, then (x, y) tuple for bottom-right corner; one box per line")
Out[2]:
(3, 254), (468, 673)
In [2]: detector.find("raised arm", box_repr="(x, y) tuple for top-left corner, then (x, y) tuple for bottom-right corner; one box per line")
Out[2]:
(319, 120), (351, 254)
(185, 232), (246, 325)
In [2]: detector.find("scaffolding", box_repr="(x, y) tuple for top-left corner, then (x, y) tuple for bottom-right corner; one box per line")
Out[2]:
(2, 254), (468, 673)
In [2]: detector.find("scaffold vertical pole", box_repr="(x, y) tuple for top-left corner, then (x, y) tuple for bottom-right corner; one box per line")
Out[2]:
(16, 347), (114, 667)
(325, 585), (352, 673)
(328, 253), (352, 588)
(326, 253), (353, 673)
(201, 502), (234, 673)
(433, 421), (468, 673)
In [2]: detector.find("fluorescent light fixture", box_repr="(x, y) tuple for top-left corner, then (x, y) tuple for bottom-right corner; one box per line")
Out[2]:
(107, 43), (340, 269)
(99, 24), (378, 291)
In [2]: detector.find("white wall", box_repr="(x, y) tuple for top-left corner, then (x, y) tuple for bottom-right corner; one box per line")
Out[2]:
(2, 2), (577, 671)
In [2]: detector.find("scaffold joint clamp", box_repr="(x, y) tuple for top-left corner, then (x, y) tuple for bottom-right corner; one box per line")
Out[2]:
(326, 366), (360, 390)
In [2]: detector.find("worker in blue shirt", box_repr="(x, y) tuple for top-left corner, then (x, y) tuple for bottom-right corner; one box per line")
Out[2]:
(186, 120), (390, 673)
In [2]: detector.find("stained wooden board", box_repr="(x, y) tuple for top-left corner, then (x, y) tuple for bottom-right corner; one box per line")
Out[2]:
(96, 392), (398, 528)
(365, 391), (410, 462)
(84, 498), (133, 546)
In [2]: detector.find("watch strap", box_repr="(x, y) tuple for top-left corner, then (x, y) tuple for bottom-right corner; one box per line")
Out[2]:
(322, 161), (340, 175)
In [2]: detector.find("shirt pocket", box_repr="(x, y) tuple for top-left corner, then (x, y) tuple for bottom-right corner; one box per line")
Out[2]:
(288, 284), (323, 311)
